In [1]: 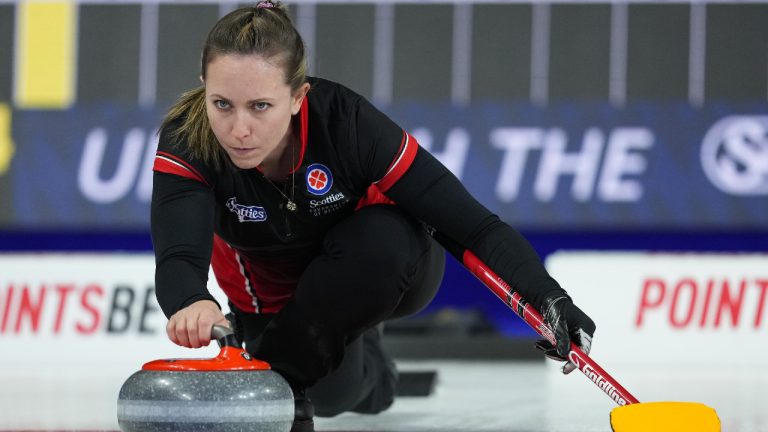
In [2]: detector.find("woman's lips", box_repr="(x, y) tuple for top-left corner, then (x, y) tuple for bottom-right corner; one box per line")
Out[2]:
(229, 146), (256, 157)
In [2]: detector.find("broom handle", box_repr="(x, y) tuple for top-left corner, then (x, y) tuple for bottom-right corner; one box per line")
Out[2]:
(431, 230), (639, 406)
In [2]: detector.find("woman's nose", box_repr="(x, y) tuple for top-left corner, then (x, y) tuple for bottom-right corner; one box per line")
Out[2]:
(231, 112), (250, 140)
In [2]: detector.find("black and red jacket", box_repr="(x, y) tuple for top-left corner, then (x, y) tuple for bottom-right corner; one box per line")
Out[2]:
(152, 77), (563, 317)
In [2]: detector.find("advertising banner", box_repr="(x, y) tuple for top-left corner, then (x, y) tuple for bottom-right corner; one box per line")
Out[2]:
(2, 102), (767, 230)
(5, 251), (765, 370)
(0, 253), (227, 367)
(0, 253), (228, 429)
(546, 252), (768, 368)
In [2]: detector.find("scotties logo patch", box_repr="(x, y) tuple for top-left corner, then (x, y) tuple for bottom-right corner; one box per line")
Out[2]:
(226, 197), (267, 222)
(306, 164), (333, 196)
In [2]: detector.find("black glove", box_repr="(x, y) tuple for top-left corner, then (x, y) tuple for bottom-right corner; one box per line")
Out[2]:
(535, 295), (595, 374)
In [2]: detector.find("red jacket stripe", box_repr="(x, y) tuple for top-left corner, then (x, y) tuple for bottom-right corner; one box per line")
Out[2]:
(153, 152), (210, 187)
(211, 235), (260, 313)
(292, 97), (309, 173)
(355, 184), (396, 210)
(375, 131), (418, 192)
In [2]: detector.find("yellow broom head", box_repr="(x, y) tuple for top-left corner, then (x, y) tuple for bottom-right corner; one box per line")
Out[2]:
(610, 402), (720, 432)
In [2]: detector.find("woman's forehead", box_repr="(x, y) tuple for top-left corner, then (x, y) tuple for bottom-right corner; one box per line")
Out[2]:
(205, 54), (291, 97)
(207, 53), (282, 76)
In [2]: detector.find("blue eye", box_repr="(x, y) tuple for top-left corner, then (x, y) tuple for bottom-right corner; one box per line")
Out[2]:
(253, 102), (270, 111)
(213, 100), (230, 110)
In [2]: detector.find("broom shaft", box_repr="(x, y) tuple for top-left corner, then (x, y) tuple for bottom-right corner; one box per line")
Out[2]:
(430, 228), (639, 406)
(461, 250), (639, 406)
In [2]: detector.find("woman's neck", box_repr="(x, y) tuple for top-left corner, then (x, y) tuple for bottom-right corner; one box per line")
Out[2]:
(259, 125), (298, 181)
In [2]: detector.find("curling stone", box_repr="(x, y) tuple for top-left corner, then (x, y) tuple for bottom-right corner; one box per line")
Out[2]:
(117, 325), (294, 432)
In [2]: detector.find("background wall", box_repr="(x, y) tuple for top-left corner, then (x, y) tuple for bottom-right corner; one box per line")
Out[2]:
(0, 0), (767, 335)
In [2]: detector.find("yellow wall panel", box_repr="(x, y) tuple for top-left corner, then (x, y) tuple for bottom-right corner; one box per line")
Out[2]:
(0, 103), (14, 175)
(14, 1), (77, 109)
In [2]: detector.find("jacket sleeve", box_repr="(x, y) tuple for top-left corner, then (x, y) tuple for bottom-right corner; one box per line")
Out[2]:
(350, 96), (417, 189)
(384, 146), (568, 311)
(150, 126), (219, 318)
(347, 91), (567, 311)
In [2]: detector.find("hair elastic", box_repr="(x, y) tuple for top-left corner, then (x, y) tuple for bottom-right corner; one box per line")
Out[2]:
(256, 1), (274, 8)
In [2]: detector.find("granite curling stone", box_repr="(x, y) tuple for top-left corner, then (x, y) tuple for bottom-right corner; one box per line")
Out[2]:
(117, 325), (294, 432)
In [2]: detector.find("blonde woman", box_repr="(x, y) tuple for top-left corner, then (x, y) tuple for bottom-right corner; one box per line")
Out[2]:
(151, 3), (595, 431)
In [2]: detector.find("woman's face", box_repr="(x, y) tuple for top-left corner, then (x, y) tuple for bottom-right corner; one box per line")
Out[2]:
(204, 54), (307, 170)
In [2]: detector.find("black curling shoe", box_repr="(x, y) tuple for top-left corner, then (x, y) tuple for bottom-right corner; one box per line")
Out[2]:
(291, 388), (315, 432)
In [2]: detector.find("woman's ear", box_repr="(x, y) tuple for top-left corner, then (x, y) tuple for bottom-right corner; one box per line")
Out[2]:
(291, 83), (311, 115)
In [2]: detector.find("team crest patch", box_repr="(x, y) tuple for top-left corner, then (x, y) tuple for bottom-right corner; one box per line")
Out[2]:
(306, 163), (333, 196)
(226, 197), (267, 222)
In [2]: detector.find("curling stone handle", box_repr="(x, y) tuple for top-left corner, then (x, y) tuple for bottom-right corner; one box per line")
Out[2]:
(211, 324), (240, 349)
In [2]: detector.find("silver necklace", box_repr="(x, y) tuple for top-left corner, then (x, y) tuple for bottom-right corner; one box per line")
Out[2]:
(263, 173), (297, 212)
(262, 139), (298, 212)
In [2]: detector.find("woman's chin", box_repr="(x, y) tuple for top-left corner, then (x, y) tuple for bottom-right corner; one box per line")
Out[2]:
(228, 157), (260, 170)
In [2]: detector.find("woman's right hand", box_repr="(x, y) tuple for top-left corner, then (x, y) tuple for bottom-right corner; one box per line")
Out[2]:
(166, 300), (230, 348)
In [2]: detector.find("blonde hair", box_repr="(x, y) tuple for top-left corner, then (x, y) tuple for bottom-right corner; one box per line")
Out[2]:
(161, 2), (308, 168)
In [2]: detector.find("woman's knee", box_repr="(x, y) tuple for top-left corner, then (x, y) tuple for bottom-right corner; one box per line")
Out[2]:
(324, 206), (428, 276)
(391, 237), (446, 319)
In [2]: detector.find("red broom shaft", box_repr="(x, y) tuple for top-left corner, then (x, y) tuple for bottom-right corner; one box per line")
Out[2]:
(462, 250), (640, 406)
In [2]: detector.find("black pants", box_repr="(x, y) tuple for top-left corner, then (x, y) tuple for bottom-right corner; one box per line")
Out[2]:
(233, 205), (445, 416)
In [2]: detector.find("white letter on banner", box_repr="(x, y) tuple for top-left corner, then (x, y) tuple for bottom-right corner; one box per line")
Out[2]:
(78, 127), (145, 204)
(717, 119), (768, 193)
(598, 128), (654, 202)
(534, 128), (603, 202)
(722, 121), (768, 191)
(412, 127), (469, 179)
(136, 129), (159, 202)
(701, 116), (768, 195)
(490, 128), (542, 202)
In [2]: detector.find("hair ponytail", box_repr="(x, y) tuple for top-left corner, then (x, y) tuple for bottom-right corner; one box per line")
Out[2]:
(160, 86), (225, 168)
